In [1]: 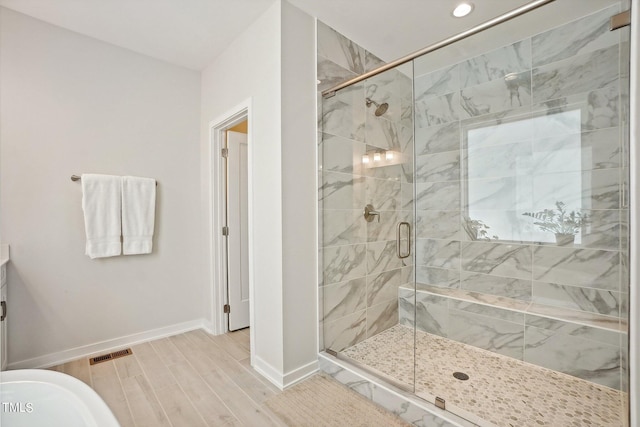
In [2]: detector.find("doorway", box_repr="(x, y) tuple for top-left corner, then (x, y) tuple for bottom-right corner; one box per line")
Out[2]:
(225, 123), (250, 331)
(209, 100), (254, 350)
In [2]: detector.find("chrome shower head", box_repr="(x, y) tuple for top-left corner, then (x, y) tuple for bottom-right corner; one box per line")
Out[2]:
(366, 97), (389, 116)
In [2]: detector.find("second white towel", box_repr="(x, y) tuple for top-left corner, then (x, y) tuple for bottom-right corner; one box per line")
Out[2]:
(121, 176), (156, 255)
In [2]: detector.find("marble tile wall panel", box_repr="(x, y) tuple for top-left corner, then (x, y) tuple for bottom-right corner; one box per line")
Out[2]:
(323, 278), (367, 323)
(415, 121), (460, 156)
(321, 132), (366, 175)
(323, 244), (367, 285)
(524, 324), (620, 389)
(323, 309), (367, 352)
(366, 299), (398, 337)
(460, 271), (531, 301)
(579, 209), (620, 251)
(461, 241), (532, 280)
(317, 56), (358, 93)
(322, 210), (367, 247)
(532, 281), (620, 316)
(366, 240), (406, 276)
(317, 21), (365, 75)
(448, 309), (525, 359)
(415, 91), (460, 128)
(365, 117), (413, 154)
(450, 300), (524, 324)
(416, 182), (460, 211)
(367, 267), (407, 307)
(321, 171), (364, 210)
(460, 39), (531, 88)
(416, 239), (460, 269)
(414, 65), (460, 100)
(415, 291), (449, 337)
(525, 314), (620, 346)
(460, 70), (532, 118)
(532, 246), (620, 290)
(416, 266), (460, 289)
(398, 287), (415, 328)
(364, 50), (385, 73)
(531, 5), (620, 67)
(321, 83), (366, 141)
(365, 70), (408, 124)
(366, 210), (400, 243)
(416, 211), (461, 240)
(415, 150), (460, 183)
(532, 45), (619, 104)
(365, 177), (401, 211)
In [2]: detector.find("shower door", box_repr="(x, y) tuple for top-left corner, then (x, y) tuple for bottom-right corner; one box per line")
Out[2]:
(320, 60), (417, 391)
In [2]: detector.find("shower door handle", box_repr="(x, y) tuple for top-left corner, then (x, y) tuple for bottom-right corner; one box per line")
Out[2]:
(396, 222), (411, 259)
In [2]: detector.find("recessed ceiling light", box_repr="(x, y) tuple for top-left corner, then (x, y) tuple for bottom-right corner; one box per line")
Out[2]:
(452, 2), (474, 18)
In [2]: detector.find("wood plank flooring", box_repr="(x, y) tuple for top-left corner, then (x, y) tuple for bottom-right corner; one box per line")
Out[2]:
(49, 328), (290, 427)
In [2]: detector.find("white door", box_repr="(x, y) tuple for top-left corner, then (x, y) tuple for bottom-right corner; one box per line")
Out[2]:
(227, 131), (250, 331)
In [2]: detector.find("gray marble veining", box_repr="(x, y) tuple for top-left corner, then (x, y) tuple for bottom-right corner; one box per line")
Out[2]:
(317, 21), (365, 75)
(323, 243), (367, 285)
(461, 241), (532, 280)
(317, 57), (358, 93)
(321, 84), (366, 141)
(461, 39), (531, 88)
(461, 70), (531, 118)
(321, 171), (365, 210)
(366, 299), (398, 337)
(415, 91), (460, 128)
(532, 281), (620, 316)
(415, 150), (460, 183)
(367, 267), (406, 307)
(321, 132), (366, 175)
(533, 246), (620, 290)
(323, 309), (367, 352)
(366, 240), (406, 275)
(448, 309), (525, 359)
(460, 271), (532, 301)
(416, 211), (461, 240)
(532, 45), (619, 104)
(365, 177), (401, 211)
(414, 65), (460, 100)
(415, 121), (460, 156)
(416, 182), (460, 211)
(322, 210), (366, 247)
(323, 278), (367, 323)
(416, 238), (460, 269)
(524, 324), (621, 389)
(531, 5), (620, 67)
(416, 266), (460, 289)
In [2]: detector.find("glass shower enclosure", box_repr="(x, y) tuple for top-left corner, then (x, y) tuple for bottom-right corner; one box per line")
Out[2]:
(319, 1), (631, 426)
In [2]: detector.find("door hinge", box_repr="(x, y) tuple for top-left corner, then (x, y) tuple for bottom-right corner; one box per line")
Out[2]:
(223, 304), (230, 314)
(435, 396), (446, 410)
(222, 226), (229, 236)
(610, 10), (630, 31)
(221, 148), (229, 158)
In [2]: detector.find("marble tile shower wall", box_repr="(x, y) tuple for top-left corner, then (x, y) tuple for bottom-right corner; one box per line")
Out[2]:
(403, 5), (629, 390)
(318, 21), (414, 352)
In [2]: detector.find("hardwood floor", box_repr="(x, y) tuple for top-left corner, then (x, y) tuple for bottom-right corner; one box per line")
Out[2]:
(49, 329), (289, 427)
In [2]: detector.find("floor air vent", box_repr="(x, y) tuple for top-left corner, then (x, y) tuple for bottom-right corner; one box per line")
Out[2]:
(89, 348), (133, 365)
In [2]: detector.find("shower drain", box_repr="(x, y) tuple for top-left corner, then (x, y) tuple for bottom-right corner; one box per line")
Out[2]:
(453, 371), (469, 381)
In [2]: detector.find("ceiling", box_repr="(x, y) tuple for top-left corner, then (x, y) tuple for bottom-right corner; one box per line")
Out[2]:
(0, 0), (620, 70)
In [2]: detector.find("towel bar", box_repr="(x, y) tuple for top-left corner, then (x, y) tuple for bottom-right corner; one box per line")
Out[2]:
(71, 175), (157, 186)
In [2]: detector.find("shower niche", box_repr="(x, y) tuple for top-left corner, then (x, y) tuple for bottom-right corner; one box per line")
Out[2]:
(318, 1), (630, 426)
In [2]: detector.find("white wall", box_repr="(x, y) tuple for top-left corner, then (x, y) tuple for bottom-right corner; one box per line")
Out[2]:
(0, 8), (203, 366)
(200, 0), (317, 387)
(280, 1), (317, 378)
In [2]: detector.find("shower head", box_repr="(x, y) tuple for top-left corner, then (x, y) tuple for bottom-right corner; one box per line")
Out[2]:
(366, 97), (389, 117)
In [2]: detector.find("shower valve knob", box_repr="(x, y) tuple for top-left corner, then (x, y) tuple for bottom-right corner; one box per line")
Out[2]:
(364, 204), (380, 222)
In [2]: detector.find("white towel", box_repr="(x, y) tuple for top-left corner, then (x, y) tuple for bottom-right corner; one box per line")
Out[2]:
(121, 176), (156, 255)
(81, 174), (122, 259)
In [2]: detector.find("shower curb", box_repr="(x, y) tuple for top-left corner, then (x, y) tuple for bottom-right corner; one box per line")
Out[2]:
(318, 352), (481, 427)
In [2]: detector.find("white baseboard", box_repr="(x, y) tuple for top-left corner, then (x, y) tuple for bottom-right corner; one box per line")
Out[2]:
(252, 355), (319, 390)
(252, 355), (285, 389)
(8, 319), (206, 370)
(283, 359), (318, 388)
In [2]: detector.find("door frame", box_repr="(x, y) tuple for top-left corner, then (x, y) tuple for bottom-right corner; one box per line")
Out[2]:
(208, 99), (254, 351)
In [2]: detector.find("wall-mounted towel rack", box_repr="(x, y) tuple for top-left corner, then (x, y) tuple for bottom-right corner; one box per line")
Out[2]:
(71, 175), (158, 186)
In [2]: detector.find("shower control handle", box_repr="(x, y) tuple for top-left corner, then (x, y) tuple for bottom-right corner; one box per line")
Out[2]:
(363, 204), (380, 222)
(397, 222), (411, 259)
